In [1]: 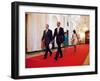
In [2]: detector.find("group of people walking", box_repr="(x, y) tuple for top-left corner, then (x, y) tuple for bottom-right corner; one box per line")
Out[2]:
(42, 22), (79, 61)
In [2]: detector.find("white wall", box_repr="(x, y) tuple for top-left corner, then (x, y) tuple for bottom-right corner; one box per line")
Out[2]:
(26, 13), (46, 52)
(0, 0), (99, 81)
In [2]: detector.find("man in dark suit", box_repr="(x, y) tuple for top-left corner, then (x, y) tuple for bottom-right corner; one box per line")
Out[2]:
(42, 24), (53, 59)
(53, 22), (64, 60)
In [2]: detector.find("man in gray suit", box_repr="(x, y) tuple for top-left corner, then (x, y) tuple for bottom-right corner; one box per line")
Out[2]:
(42, 24), (53, 59)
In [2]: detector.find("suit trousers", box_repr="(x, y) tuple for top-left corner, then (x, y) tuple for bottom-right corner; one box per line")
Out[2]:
(44, 43), (52, 58)
(55, 43), (63, 59)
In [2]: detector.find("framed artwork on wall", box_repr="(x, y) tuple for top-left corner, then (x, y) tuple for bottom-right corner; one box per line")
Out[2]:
(11, 1), (98, 79)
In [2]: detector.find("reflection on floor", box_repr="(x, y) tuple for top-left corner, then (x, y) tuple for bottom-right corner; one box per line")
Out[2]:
(25, 44), (89, 68)
(83, 54), (89, 65)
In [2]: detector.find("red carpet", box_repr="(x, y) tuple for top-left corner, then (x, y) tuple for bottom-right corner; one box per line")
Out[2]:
(26, 44), (89, 68)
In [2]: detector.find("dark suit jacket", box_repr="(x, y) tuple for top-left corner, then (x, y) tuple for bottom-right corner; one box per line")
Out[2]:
(54, 27), (64, 44)
(42, 29), (52, 45)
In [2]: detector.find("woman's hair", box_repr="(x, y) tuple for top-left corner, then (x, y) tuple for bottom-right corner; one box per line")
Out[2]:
(73, 30), (76, 34)
(67, 30), (69, 33)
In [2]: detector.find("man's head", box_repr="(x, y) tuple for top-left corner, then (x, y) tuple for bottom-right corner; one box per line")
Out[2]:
(45, 24), (49, 29)
(57, 22), (61, 27)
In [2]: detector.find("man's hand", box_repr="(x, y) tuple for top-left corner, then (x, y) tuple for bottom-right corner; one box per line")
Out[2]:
(50, 39), (54, 44)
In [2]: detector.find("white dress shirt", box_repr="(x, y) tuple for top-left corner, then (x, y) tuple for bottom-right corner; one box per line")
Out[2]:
(57, 27), (60, 34)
